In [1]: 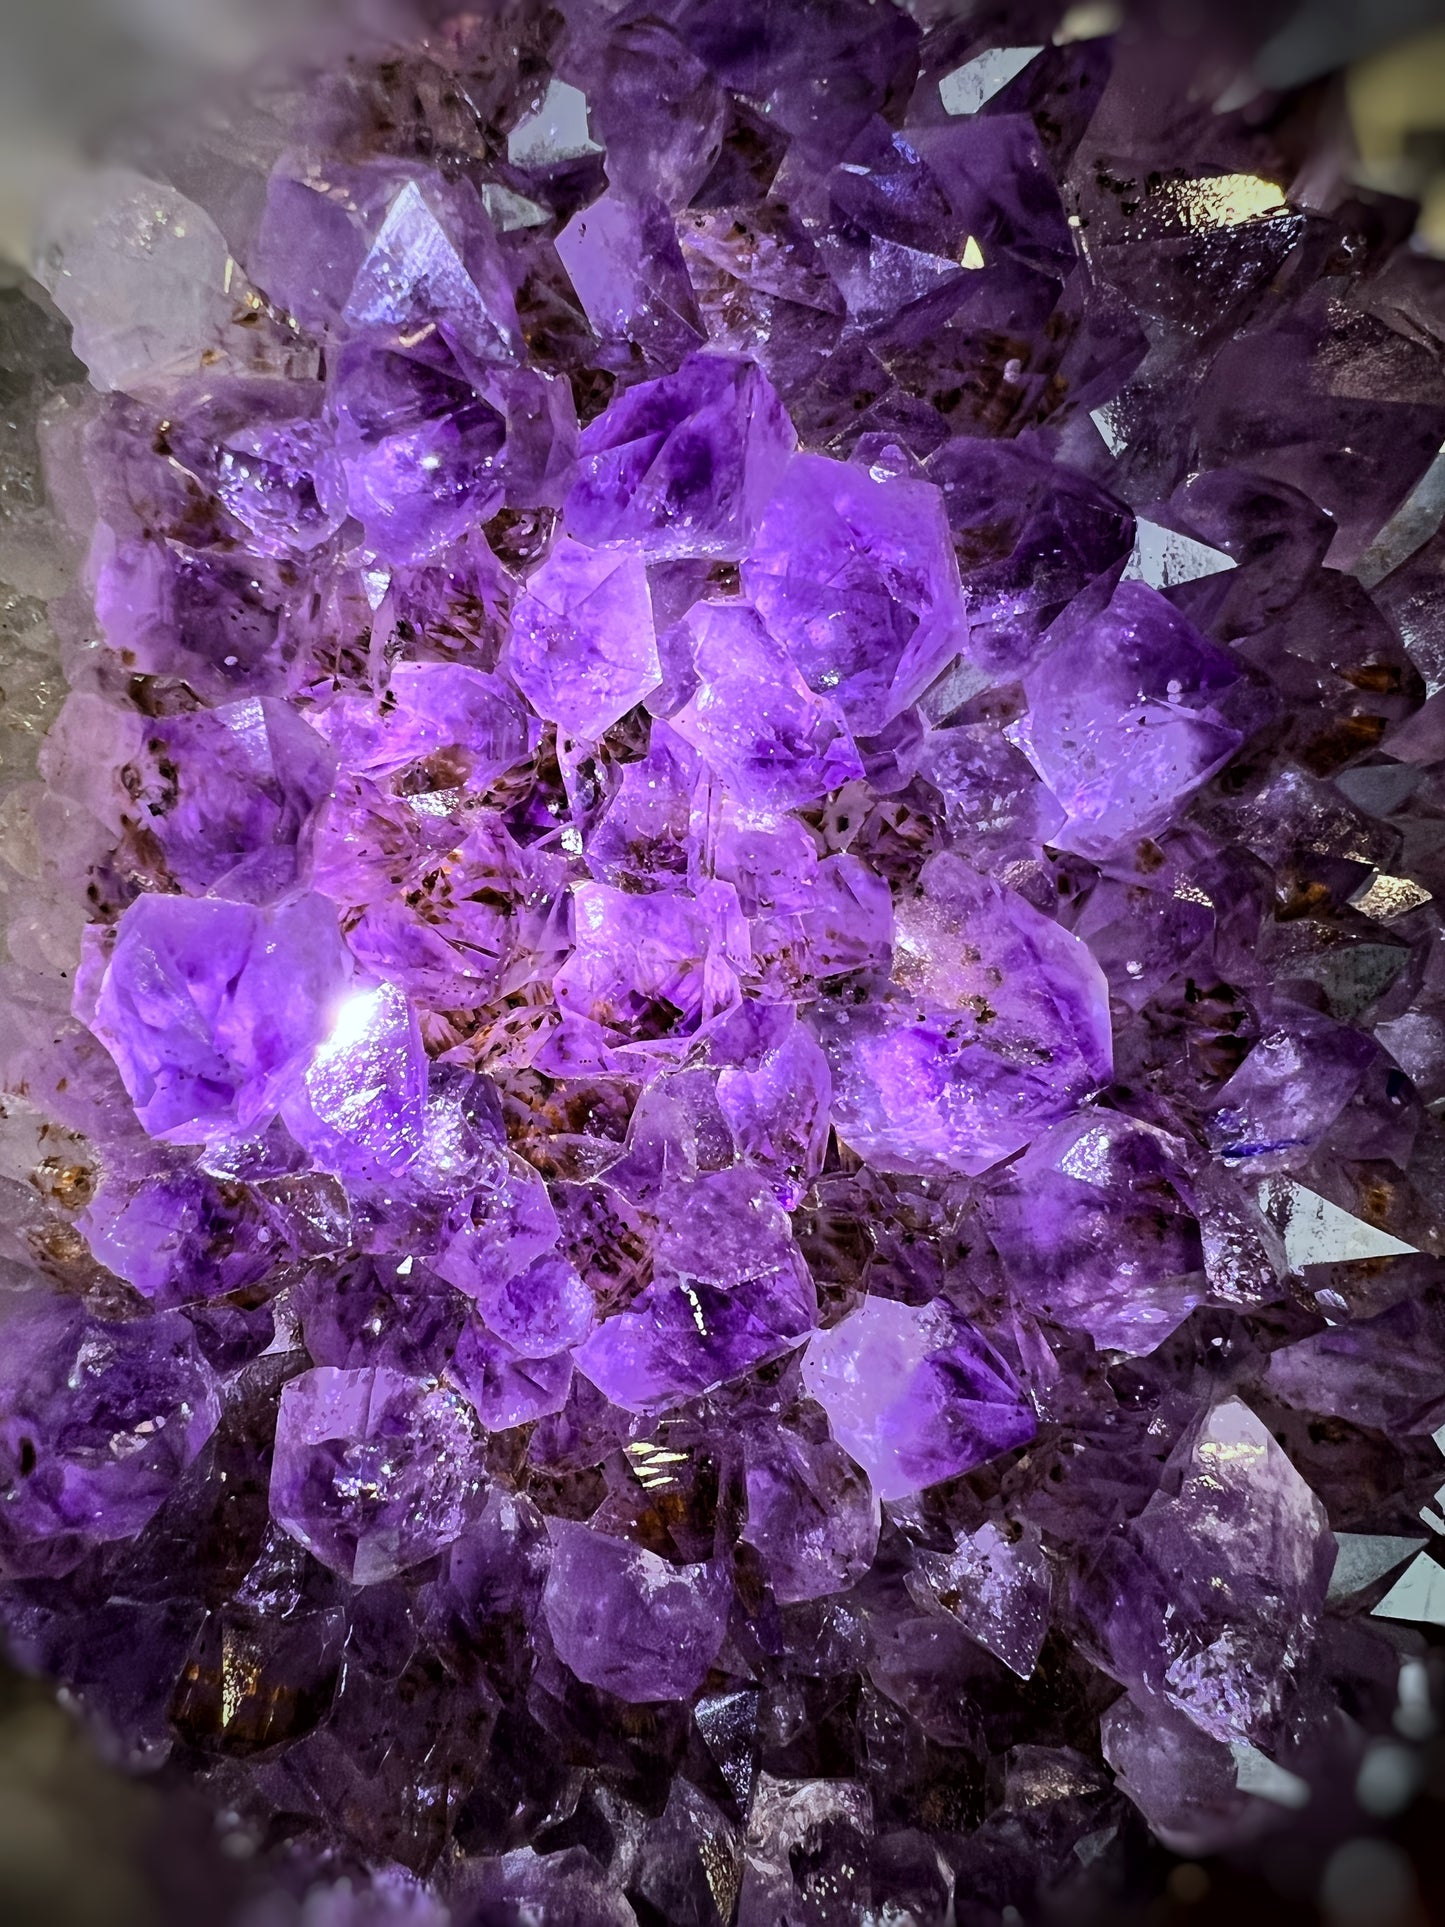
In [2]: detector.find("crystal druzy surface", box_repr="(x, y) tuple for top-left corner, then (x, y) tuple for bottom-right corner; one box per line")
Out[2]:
(4, 1), (1445, 1921)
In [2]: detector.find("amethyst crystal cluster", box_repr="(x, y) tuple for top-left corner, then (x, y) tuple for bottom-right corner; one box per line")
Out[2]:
(4, 1), (1445, 1920)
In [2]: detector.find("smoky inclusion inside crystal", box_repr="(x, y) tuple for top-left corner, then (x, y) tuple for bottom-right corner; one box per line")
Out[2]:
(3, 1), (1445, 1920)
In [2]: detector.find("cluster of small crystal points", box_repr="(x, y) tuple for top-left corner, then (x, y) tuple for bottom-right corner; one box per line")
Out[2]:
(5, 0), (1445, 1919)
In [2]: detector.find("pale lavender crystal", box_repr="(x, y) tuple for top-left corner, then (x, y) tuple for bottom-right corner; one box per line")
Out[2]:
(341, 174), (522, 368)
(555, 191), (705, 365)
(0, 1290), (219, 1573)
(574, 1168), (816, 1411)
(669, 599), (863, 807)
(269, 1365), (485, 1585)
(434, 1147), (560, 1299)
(803, 853), (895, 976)
(1101, 1696), (1256, 1857)
(813, 854), (1111, 1177)
(215, 416), (346, 556)
(1008, 582), (1245, 860)
(260, 159), (521, 362)
(741, 453), (968, 735)
(584, 722), (701, 890)
(715, 1016), (832, 1208)
(506, 537), (661, 737)
(542, 1519), (730, 1702)
(801, 1296), (1036, 1502)
(554, 879), (747, 1039)
(83, 892), (352, 1144)
(80, 1164), (278, 1305)
(317, 663), (537, 793)
(328, 343), (506, 565)
(564, 352), (795, 560)
(448, 1322), (573, 1432)
(741, 1419), (880, 1603)
(281, 979), (429, 1180)
(1081, 1398), (1333, 1748)
(255, 157), (413, 336)
(918, 723), (1067, 874)
(906, 1519), (1051, 1680)
(93, 535), (295, 701)
(132, 696), (335, 900)
(983, 1112), (1207, 1355)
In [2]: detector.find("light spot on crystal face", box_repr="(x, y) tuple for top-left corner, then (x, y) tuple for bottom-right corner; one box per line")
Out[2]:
(508, 79), (602, 168)
(1054, 2), (1124, 41)
(1161, 173), (1291, 231)
(939, 47), (1043, 117)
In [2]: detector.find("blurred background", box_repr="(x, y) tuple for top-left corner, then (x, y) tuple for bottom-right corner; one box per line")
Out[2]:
(2, 0), (1445, 1922)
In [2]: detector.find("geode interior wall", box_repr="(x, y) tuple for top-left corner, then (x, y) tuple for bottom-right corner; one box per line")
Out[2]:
(2, 1), (1445, 1921)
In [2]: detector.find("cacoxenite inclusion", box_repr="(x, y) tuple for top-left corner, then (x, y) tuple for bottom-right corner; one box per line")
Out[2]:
(2, 0), (1445, 1920)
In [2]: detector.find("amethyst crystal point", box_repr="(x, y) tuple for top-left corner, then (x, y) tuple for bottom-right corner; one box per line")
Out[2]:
(1083, 1398), (1334, 1748)
(669, 599), (864, 807)
(801, 1295), (1035, 1502)
(574, 1167), (816, 1411)
(80, 1163), (278, 1306)
(554, 879), (746, 1040)
(448, 1320), (573, 1431)
(269, 1366), (484, 1585)
(130, 695), (335, 898)
(317, 663), (536, 794)
(341, 174), (522, 369)
(1008, 581), (1246, 860)
(741, 452), (968, 735)
(506, 536), (661, 737)
(564, 352), (796, 560)
(814, 854), (1111, 1176)
(283, 979), (429, 1180)
(541, 1518), (730, 1702)
(741, 1415), (881, 1603)
(0, 1289), (219, 1573)
(555, 190), (706, 365)
(926, 437), (1135, 675)
(983, 1111), (1208, 1354)
(85, 891), (353, 1144)
(328, 343), (507, 565)
(906, 1517), (1051, 1680)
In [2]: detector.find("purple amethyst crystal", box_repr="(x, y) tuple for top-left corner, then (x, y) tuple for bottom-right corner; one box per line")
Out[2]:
(541, 1519), (730, 1702)
(565, 352), (795, 559)
(506, 537), (661, 737)
(12, 1), (1445, 1912)
(1084, 1399), (1335, 1751)
(575, 1168), (816, 1411)
(741, 452), (968, 735)
(0, 1290), (219, 1574)
(669, 599), (863, 806)
(83, 892), (353, 1144)
(1008, 582), (1246, 860)
(801, 1296), (1036, 1501)
(813, 854), (1111, 1176)
(983, 1111), (1208, 1354)
(741, 1416), (880, 1603)
(130, 696), (335, 898)
(269, 1366), (485, 1585)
